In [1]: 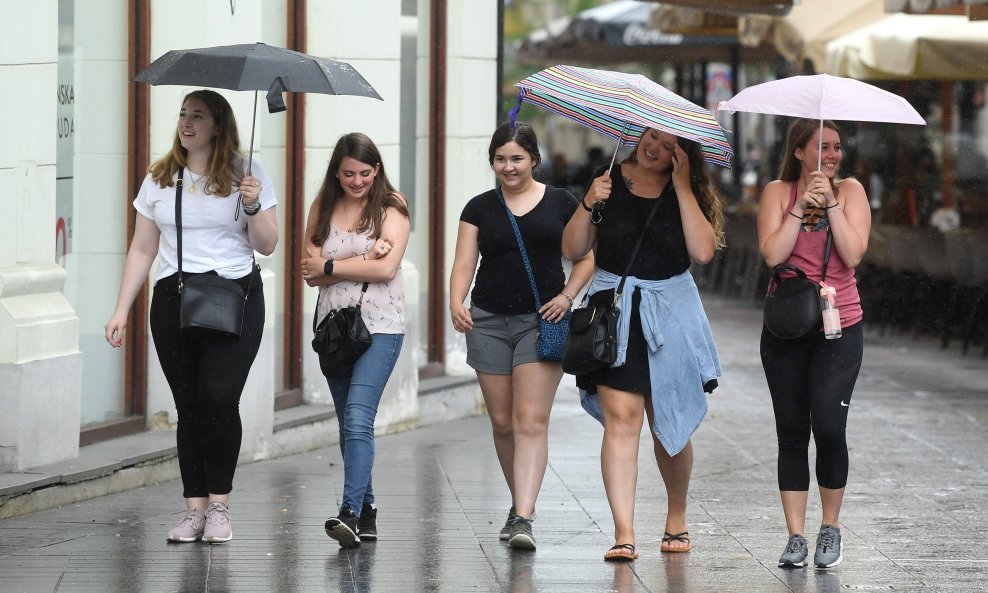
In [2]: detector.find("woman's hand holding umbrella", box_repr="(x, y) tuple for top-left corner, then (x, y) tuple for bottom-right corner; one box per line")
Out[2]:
(238, 175), (264, 206)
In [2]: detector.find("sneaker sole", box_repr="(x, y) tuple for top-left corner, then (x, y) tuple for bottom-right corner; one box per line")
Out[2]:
(508, 534), (536, 550)
(166, 535), (201, 543)
(357, 532), (378, 542)
(779, 559), (806, 568)
(325, 519), (361, 548)
(203, 532), (233, 544)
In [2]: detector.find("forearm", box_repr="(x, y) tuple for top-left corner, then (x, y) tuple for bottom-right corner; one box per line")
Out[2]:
(113, 250), (157, 317)
(677, 192), (716, 264)
(246, 208), (279, 255)
(562, 207), (596, 260)
(449, 266), (474, 307)
(563, 252), (595, 299)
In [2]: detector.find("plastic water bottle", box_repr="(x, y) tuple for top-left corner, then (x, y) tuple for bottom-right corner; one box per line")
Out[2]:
(820, 284), (842, 340)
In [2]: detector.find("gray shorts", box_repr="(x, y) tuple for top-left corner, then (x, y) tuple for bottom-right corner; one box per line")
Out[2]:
(465, 306), (540, 375)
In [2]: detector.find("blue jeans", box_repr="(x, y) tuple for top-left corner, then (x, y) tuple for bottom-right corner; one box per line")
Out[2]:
(322, 333), (404, 515)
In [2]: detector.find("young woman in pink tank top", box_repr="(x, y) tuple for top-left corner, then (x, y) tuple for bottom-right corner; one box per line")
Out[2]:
(756, 119), (872, 570)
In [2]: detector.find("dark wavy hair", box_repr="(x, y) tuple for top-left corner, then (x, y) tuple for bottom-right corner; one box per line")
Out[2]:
(623, 132), (727, 249)
(777, 118), (845, 196)
(310, 133), (409, 246)
(488, 121), (541, 168)
(149, 90), (243, 195)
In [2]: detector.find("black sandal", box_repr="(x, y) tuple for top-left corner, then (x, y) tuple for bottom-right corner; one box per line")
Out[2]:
(661, 531), (692, 553)
(603, 543), (639, 561)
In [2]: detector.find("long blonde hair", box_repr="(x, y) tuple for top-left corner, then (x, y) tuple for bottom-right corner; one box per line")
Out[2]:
(148, 90), (243, 195)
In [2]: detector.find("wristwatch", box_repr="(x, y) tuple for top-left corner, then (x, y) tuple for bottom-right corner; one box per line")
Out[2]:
(242, 200), (262, 216)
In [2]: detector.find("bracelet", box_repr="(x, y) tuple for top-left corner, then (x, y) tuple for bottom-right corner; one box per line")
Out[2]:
(561, 291), (575, 307)
(242, 200), (261, 216)
(788, 210), (803, 220)
(826, 204), (842, 213)
(581, 197), (594, 212)
(362, 253), (367, 260)
(323, 259), (334, 277)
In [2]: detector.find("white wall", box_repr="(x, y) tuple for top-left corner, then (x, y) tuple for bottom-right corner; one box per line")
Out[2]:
(0, 0), (82, 471)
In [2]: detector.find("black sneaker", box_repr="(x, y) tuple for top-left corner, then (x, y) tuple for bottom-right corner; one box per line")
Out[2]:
(357, 503), (377, 541)
(499, 505), (517, 541)
(325, 506), (361, 548)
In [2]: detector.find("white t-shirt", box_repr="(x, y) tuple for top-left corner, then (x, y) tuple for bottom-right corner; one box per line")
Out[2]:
(133, 159), (277, 281)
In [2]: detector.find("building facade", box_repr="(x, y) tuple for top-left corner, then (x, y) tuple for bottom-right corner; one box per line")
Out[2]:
(0, 0), (498, 472)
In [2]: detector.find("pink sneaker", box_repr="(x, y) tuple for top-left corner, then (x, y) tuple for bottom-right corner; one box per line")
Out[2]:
(203, 501), (233, 544)
(167, 508), (205, 542)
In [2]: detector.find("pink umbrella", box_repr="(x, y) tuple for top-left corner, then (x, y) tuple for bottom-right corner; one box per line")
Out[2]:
(717, 74), (925, 170)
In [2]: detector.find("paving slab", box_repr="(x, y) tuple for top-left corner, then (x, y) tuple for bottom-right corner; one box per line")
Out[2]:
(0, 296), (986, 592)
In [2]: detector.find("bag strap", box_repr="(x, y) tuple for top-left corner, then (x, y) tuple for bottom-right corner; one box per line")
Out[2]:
(614, 181), (668, 299)
(495, 186), (544, 310)
(312, 281), (370, 332)
(175, 168), (185, 291)
(821, 227), (833, 283)
(174, 166), (256, 296)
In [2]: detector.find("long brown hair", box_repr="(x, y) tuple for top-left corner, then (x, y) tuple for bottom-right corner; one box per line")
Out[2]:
(148, 89), (243, 195)
(623, 133), (727, 249)
(310, 133), (409, 246)
(777, 118), (845, 196)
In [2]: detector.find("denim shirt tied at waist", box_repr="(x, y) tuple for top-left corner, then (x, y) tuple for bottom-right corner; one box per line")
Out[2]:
(579, 269), (722, 456)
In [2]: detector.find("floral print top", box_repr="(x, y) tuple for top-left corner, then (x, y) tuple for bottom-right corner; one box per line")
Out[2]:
(316, 224), (405, 335)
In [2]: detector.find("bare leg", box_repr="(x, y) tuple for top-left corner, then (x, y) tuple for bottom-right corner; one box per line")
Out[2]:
(477, 372), (516, 502)
(819, 486), (845, 528)
(780, 490), (809, 536)
(654, 438), (693, 550)
(510, 362), (563, 518)
(598, 385), (645, 547)
(208, 493), (230, 506)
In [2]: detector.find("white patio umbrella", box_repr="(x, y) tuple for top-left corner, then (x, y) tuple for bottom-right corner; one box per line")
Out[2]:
(717, 74), (925, 170)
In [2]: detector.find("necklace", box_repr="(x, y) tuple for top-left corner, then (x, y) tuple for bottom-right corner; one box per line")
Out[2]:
(187, 168), (207, 193)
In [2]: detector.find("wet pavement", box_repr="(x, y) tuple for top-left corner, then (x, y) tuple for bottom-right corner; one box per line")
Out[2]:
(1, 296), (986, 593)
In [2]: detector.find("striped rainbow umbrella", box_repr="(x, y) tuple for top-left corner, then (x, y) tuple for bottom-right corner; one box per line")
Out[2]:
(511, 65), (733, 168)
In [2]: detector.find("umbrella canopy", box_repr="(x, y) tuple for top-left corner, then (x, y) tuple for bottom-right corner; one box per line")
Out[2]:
(133, 42), (381, 101)
(717, 74), (925, 169)
(513, 65), (734, 168)
(825, 13), (988, 80)
(133, 42), (381, 170)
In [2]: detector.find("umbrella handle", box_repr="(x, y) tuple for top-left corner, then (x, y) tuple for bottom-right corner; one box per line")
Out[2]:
(607, 139), (620, 174)
(817, 118), (823, 172)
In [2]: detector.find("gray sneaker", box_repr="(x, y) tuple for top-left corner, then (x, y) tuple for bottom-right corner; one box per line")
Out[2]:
(507, 516), (535, 550)
(814, 524), (843, 568)
(202, 501), (233, 544)
(778, 534), (808, 568)
(499, 506), (517, 541)
(167, 507), (205, 542)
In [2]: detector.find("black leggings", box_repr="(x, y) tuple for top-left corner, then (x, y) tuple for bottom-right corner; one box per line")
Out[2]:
(760, 323), (863, 491)
(150, 269), (264, 498)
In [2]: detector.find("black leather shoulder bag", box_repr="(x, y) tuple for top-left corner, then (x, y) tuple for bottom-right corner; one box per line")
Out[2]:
(763, 228), (832, 340)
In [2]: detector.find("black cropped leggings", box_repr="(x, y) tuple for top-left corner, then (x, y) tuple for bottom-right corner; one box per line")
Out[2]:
(760, 323), (863, 491)
(150, 269), (264, 498)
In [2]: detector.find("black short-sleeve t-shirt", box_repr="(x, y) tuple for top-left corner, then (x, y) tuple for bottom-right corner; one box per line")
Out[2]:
(460, 186), (579, 315)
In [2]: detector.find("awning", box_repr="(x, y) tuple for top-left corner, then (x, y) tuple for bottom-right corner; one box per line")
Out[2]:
(640, 0), (795, 16)
(742, 0), (888, 70)
(515, 0), (770, 65)
(825, 13), (988, 79)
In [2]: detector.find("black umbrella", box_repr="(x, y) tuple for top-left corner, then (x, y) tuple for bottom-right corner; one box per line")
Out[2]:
(133, 42), (382, 171)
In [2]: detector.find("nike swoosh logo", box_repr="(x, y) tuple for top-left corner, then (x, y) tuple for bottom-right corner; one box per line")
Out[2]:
(840, 401), (850, 407)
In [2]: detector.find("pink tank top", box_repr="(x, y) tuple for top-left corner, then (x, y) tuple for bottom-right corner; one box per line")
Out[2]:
(779, 183), (863, 329)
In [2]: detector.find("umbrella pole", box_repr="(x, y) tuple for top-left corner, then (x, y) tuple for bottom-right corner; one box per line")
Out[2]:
(607, 138), (620, 174)
(246, 90), (258, 176)
(817, 118), (823, 171)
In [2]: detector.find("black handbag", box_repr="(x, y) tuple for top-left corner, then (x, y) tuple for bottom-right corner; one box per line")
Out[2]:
(763, 228), (832, 340)
(496, 187), (570, 362)
(312, 282), (372, 377)
(561, 186), (665, 376)
(175, 168), (253, 340)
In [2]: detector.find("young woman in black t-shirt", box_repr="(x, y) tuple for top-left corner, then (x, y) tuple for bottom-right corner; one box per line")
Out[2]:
(450, 122), (595, 550)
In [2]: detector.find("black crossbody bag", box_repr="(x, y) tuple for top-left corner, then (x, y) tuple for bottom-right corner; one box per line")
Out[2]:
(175, 168), (254, 340)
(561, 187), (664, 376)
(763, 228), (832, 340)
